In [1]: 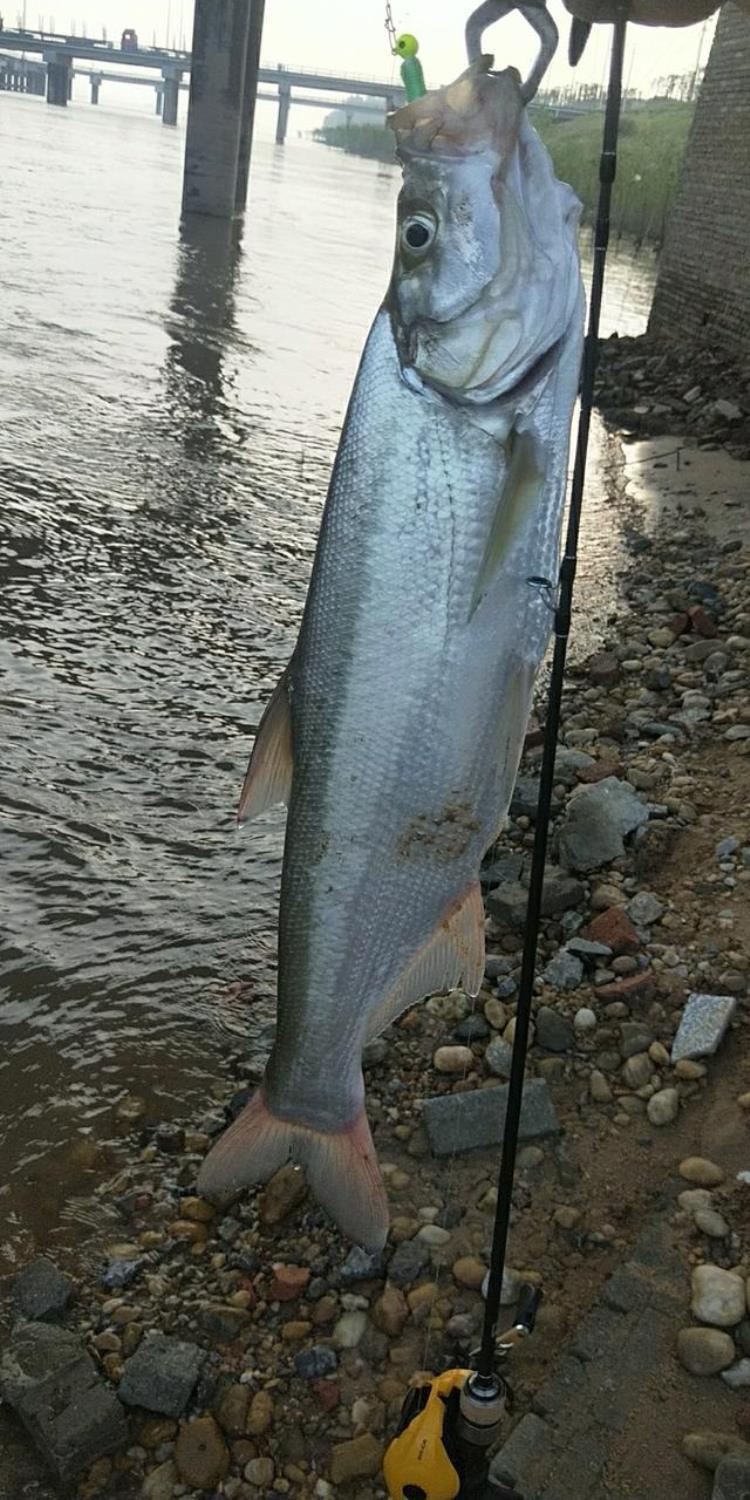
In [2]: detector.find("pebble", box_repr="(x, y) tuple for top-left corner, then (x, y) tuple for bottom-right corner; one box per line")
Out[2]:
(333, 1310), (367, 1348)
(373, 1283), (409, 1337)
(416, 1223), (451, 1248)
(485, 1039), (514, 1078)
(270, 1265), (311, 1302)
(452, 1257), (486, 1290)
(573, 1007), (597, 1033)
(680, 1157), (726, 1188)
(542, 952), (584, 991)
(535, 1006), (575, 1053)
(627, 888), (663, 924)
(329, 1434), (384, 1484)
(695, 1208), (731, 1239)
(677, 1327), (736, 1376)
(174, 1415), (229, 1490)
(244, 1456), (275, 1487)
(388, 1239), (430, 1288)
(246, 1390), (274, 1437)
(141, 1461), (177, 1500)
(433, 1045), (474, 1075)
(647, 1088), (679, 1126)
(723, 1361), (750, 1391)
(590, 1070), (613, 1104)
(683, 1431), (750, 1472)
(622, 1053), (654, 1090)
(691, 1265), (746, 1328)
(294, 1346), (338, 1380)
(455, 1013), (491, 1043)
(484, 997), (509, 1030)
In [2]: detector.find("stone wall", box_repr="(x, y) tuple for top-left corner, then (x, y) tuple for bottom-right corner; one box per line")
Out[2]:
(649, 2), (750, 359)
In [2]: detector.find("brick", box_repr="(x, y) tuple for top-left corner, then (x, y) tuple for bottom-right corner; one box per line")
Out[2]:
(595, 971), (656, 1007)
(585, 906), (640, 955)
(651, 7), (750, 359)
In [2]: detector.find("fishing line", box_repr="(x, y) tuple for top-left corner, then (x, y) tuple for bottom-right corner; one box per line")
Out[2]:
(477, 7), (629, 1384)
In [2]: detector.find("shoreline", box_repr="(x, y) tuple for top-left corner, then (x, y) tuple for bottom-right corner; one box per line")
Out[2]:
(2, 426), (750, 1499)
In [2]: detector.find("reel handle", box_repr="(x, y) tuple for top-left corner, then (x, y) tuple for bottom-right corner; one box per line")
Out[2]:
(514, 1282), (541, 1337)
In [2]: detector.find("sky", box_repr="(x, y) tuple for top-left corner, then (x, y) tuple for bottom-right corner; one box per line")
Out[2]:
(11, 0), (717, 98)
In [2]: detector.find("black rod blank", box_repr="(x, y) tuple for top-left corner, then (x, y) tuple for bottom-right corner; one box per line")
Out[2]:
(477, 12), (629, 1382)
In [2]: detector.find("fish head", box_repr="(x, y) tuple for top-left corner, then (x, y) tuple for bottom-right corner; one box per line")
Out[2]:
(388, 58), (582, 402)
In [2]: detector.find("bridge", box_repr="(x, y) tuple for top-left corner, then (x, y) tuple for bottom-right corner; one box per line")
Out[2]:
(0, 27), (404, 135)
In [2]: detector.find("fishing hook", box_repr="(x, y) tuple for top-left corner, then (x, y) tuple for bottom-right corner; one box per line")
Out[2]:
(465, 0), (559, 102)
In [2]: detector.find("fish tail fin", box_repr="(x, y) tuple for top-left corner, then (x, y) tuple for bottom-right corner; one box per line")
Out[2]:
(196, 1089), (389, 1251)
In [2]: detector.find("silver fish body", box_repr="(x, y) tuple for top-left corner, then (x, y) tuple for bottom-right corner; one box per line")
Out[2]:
(198, 61), (584, 1248)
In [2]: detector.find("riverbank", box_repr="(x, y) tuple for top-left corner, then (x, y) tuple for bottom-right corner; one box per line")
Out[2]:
(314, 102), (694, 245)
(2, 423), (749, 1498)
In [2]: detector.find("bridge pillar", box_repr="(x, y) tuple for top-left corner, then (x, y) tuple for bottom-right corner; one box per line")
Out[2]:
(234, 0), (265, 212)
(90, 73), (101, 104)
(182, 0), (253, 217)
(162, 71), (181, 126)
(155, 85), (163, 116)
(275, 81), (291, 146)
(46, 55), (71, 107)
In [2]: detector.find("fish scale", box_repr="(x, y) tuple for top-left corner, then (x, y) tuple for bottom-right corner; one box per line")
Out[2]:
(198, 59), (584, 1249)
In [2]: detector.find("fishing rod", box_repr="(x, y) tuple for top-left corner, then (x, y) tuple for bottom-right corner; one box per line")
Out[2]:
(383, 7), (629, 1498)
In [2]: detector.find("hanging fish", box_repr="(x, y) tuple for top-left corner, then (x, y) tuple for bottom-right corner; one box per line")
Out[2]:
(197, 42), (584, 1249)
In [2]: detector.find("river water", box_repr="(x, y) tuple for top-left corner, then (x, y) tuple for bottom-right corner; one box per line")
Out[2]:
(0, 92), (657, 1266)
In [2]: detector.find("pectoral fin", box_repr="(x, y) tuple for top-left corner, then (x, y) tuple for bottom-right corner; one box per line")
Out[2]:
(237, 669), (293, 824)
(470, 429), (544, 619)
(365, 881), (485, 1040)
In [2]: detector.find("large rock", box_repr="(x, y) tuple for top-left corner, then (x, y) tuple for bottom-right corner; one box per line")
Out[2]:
(423, 1078), (560, 1157)
(559, 777), (649, 872)
(118, 1334), (205, 1417)
(672, 993), (736, 1062)
(684, 1432), (750, 1474)
(0, 1322), (127, 1486)
(12, 1257), (74, 1323)
(691, 1266), (746, 1329)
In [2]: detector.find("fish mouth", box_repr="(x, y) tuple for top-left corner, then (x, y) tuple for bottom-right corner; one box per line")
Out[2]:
(389, 57), (524, 161)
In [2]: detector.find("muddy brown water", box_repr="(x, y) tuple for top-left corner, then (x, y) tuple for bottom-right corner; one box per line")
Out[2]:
(0, 92), (658, 1267)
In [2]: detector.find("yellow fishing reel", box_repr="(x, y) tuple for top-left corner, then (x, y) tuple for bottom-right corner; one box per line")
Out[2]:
(383, 1370), (470, 1500)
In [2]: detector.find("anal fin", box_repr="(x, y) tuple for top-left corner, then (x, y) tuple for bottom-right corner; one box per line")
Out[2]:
(237, 667), (293, 824)
(366, 881), (485, 1041)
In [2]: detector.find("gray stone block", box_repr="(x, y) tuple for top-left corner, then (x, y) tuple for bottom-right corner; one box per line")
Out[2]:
(601, 1267), (650, 1315)
(0, 1323), (127, 1486)
(423, 1079), (560, 1158)
(118, 1332), (205, 1416)
(531, 1355), (588, 1422)
(568, 1304), (623, 1364)
(713, 1453), (750, 1500)
(490, 1413), (551, 1489)
(12, 1257), (73, 1323)
(672, 992), (736, 1062)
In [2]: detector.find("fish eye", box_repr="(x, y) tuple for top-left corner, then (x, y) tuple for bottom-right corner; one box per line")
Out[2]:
(401, 215), (436, 255)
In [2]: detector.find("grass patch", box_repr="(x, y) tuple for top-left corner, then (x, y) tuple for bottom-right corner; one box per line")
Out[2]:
(313, 102), (694, 247)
